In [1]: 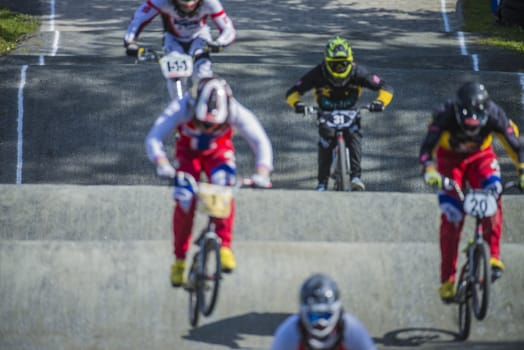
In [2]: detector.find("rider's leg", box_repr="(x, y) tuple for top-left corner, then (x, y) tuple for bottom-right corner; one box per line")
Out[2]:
(346, 130), (362, 179)
(317, 123), (335, 189)
(436, 149), (466, 299)
(172, 155), (201, 260)
(438, 196), (465, 284)
(204, 146), (237, 271)
(170, 152), (201, 286)
(466, 147), (505, 278)
(190, 37), (213, 84)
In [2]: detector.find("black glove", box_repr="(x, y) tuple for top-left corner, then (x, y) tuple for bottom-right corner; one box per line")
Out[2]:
(125, 42), (139, 57)
(294, 102), (305, 114)
(207, 41), (223, 53)
(369, 100), (384, 112)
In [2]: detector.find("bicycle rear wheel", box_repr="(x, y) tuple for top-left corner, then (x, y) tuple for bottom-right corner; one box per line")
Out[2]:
(187, 254), (200, 327)
(456, 264), (471, 341)
(199, 237), (221, 316)
(335, 137), (347, 191)
(472, 242), (491, 320)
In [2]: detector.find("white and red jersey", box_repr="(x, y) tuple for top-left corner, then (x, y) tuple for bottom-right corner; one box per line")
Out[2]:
(145, 93), (273, 172)
(124, 0), (236, 45)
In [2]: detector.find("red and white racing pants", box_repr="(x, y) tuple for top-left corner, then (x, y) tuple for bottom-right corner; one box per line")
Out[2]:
(436, 146), (503, 283)
(172, 145), (236, 260)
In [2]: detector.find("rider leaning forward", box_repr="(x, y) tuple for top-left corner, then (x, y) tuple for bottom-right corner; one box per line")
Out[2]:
(285, 36), (394, 192)
(123, 0), (236, 98)
(270, 273), (376, 350)
(145, 77), (273, 287)
(419, 81), (524, 302)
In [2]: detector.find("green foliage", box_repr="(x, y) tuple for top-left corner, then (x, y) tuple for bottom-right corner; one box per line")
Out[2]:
(462, 0), (524, 53)
(0, 8), (39, 55)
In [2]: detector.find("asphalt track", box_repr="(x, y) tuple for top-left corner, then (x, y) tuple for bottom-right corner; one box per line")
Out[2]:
(1, 1), (524, 349)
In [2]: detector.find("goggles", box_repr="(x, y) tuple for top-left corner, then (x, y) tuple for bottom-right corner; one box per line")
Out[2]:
(327, 60), (351, 73)
(307, 311), (333, 324)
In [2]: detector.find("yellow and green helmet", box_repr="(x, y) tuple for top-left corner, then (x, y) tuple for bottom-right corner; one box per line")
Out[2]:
(324, 36), (353, 85)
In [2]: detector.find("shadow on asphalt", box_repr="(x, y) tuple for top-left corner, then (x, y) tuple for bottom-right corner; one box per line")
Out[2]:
(183, 312), (290, 349)
(374, 327), (524, 349)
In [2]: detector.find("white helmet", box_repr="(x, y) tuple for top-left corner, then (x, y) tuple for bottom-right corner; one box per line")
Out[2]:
(172, 0), (202, 16)
(193, 77), (232, 132)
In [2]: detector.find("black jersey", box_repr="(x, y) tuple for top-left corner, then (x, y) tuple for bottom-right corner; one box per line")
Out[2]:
(285, 63), (393, 111)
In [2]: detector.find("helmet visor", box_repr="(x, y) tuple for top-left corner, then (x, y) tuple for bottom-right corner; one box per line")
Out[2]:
(307, 311), (333, 324)
(459, 105), (487, 131)
(327, 60), (351, 74)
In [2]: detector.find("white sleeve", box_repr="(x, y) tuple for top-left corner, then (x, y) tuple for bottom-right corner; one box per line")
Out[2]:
(229, 98), (274, 172)
(207, 0), (236, 46)
(144, 97), (191, 163)
(270, 315), (301, 350)
(124, 0), (160, 43)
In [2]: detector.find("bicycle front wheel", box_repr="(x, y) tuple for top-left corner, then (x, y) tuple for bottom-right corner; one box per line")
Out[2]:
(457, 264), (471, 341)
(199, 237), (221, 316)
(471, 241), (491, 320)
(187, 254), (200, 327)
(335, 137), (348, 191)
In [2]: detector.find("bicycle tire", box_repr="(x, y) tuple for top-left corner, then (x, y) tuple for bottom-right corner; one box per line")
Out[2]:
(457, 264), (471, 340)
(472, 242), (491, 320)
(335, 136), (348, 191)
(199, 237), (221, 317)
(187, 254), (200, 327)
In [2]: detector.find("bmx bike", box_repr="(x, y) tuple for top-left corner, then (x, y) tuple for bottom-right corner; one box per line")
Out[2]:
(304, 105), (371, 191)
(440, 176), (520, 340)
(175, 172), (254, 327)
(133, 42), (221, 100)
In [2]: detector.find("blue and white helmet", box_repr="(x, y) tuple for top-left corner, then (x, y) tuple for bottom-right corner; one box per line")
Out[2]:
(299, 273), (343, 349)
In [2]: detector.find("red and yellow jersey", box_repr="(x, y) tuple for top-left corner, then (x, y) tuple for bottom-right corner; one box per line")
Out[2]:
(419, 99), (524, 172)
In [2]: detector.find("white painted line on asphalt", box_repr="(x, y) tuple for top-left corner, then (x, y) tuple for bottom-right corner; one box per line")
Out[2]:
(440, 0), (450, 32)
(39, 0), (59, 64)
(457, 31), (468, 55)
(17, 65), (28, 185)
(471, 54), (479, 72)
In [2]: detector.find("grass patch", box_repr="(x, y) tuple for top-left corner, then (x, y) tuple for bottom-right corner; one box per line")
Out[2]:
(0, 7), (39, 55)
(462, 0), (524, 53)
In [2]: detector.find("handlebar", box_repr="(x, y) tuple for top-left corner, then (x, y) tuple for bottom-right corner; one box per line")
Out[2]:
(303, 105), (371, 117)
(441, 176), (520, 202)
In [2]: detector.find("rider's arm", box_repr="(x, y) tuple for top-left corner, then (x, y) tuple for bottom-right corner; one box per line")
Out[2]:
(144, 97), (191, 164)
(285, 65), (322, 110)
(488, 101), (524, 172)
(353, 64), (394, 108)
(124, 0), (160, 45)
(269, 315), (301, 350)
(419, 104), (450, 167)
(341, 313), (377, 350)
(229, 98), (274, 174)
(207, 0), (236, 47)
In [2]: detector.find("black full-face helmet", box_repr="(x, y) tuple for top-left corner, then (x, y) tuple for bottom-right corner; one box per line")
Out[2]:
(455, 82), (490, 136)
(299, 273), (343, 349)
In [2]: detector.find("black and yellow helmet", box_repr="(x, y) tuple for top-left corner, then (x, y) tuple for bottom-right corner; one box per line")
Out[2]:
(324, 36), (353, 86)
